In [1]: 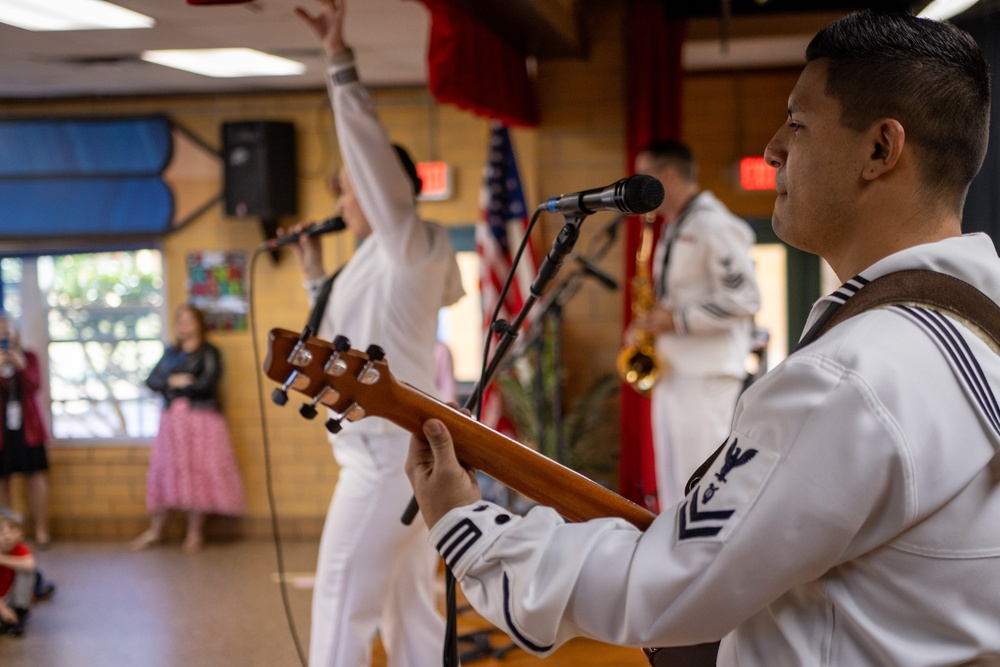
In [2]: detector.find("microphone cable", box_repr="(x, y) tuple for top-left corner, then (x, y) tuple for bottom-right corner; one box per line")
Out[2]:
(247, 246), (309, 667)
(440, 206), (545, 667)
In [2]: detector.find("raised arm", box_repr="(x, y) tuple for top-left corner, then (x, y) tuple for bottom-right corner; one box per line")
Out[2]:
(296, 0), (433, 265)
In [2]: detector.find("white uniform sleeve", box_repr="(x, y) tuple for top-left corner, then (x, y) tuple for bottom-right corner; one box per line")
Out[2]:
(674, 215), (760, 336)
(430, 349), (914, 653)
(326, 56), (435, 266)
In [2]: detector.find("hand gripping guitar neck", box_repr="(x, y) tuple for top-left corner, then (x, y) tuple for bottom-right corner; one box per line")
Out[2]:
(264, 329), (680, 664)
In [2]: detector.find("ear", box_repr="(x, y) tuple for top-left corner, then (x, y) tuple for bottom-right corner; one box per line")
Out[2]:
(862, 119), (905, 182)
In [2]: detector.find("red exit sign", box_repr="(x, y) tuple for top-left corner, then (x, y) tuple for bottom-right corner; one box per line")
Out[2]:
(417, 161), (453, 201)
(739, 157), (776, 191)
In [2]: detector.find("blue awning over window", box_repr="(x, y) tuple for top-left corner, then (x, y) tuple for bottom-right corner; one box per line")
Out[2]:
(0, 116), (174, 237)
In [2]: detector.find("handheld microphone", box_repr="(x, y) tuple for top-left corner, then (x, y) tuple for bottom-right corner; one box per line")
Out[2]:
(265, 216), (347, 250)
(539, 174), (664, 216)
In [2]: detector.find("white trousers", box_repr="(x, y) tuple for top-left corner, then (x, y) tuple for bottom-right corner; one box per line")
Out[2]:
(651, 375), (743, 511)
(309, 430), (445, 667)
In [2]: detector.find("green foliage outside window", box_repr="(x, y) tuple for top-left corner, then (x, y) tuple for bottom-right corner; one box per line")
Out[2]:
(41, 252), (165, 439)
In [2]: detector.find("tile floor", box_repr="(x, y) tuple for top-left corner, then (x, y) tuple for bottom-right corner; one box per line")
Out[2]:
(2, 539), (651, 667)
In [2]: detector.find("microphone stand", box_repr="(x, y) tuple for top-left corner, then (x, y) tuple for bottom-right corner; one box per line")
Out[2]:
(511, 214), (622, 464)
(512, 212), (622, 360)
(462, 212), (588, 410)
(407, 212), (589, 667)
(401, 212), (590, 526)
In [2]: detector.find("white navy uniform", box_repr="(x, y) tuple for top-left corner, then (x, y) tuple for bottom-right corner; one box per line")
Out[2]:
(650, 191), (760, 508)
(431, 234), (1000, 665)
(306, 51), (464, 667)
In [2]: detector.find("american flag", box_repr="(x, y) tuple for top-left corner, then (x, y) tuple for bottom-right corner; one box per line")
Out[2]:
(476, 122), (539, 429)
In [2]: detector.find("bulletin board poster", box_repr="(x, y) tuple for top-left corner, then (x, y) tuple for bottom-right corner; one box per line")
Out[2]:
(187, 251), (248, 331)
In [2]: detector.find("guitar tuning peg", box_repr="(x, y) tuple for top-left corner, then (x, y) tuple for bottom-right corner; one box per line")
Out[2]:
(324, 334), (352, 376)
(286, 332), (314, 367)
(341, 402), (366, 422)
(358, 349), (383, 385)
(271, 387), (289, 406)
(271, 369), (303, 406)
(299, 386), (339, 420)
(325, 416), (343, 434)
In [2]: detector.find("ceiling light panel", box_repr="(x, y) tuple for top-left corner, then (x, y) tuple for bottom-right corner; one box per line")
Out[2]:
(0, 0), (154, 31)
(141, 48), (306, 78)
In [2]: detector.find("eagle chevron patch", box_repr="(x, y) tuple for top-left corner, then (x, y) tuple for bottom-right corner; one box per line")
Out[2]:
(676, 434), (779, 543)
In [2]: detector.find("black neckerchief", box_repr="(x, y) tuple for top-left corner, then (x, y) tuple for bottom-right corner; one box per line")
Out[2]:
(305, 265), (345, 335)
(656, 191), (702, 301)
(791, 275), (871, 353)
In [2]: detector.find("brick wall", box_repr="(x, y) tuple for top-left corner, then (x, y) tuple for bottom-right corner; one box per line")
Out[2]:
(2, 4), (805, 541)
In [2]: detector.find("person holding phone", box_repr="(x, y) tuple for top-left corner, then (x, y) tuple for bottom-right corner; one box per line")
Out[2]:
(0, 313), (50, 550)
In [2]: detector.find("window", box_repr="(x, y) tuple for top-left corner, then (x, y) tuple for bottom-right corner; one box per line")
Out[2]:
(0, 258), (23, 319)
(439, 227), (484, 386)
(438, 249), (484, 384)
(1, 251), (166, 443)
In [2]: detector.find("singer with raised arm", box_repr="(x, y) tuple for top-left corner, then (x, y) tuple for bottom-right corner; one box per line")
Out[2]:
(286, 1), (464, 666)
(406, 10), (1000, 666)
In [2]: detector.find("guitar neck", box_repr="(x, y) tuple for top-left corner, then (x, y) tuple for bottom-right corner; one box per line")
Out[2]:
(381, 380), (655, 531)
(262, 328), (654, 531)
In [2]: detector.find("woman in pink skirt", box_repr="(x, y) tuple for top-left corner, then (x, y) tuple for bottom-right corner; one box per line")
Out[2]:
(130, 304), (245, 553)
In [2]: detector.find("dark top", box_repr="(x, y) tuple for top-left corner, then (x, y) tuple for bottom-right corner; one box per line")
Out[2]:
(0, 350), (48, 450)
(145, 342), (223, 411)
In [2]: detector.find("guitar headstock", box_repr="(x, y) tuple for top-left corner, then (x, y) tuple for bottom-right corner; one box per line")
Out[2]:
(263, 328), (397, 433)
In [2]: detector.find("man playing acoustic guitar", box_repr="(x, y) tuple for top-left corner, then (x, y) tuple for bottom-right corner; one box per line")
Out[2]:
(406, 11), (1000, 665)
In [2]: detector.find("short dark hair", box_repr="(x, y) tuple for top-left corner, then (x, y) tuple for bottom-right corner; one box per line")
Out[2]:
(392, 143), (423, 197)
(806, 11), (990, 202)
(638, 139), (698, 182)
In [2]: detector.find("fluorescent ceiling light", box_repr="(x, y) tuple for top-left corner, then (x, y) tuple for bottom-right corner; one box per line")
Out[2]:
(917, 0), (981, 20)
(141, 48), (306, 78)
(0, 0), (154, 31)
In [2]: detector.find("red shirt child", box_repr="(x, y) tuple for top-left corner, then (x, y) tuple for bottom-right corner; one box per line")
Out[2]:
(0, 508), (36, 635)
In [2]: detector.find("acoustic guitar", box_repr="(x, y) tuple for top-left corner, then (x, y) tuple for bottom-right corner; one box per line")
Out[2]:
(263, 328), (677, 665)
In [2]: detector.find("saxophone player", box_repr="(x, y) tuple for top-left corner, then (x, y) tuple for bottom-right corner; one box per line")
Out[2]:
(629, 140), (761, 511)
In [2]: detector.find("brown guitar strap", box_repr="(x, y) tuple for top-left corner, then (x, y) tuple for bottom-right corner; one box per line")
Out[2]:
(812, 269), (1000, 350)
(684, 269), (1000, 498)
(648, 269), (1000, 666)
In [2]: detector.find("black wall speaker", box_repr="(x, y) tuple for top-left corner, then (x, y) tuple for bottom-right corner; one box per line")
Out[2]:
(222, 120), (298, 219)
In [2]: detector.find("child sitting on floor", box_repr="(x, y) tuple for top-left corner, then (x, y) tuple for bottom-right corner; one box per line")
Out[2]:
(0, 506), (36, 637)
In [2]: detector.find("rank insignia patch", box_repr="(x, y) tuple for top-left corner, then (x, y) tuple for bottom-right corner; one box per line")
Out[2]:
(676, 433), (777, 543)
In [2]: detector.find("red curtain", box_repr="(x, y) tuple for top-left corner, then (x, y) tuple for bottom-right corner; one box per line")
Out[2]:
(416, 0), (539, 127)
(620, 0), (685, 511)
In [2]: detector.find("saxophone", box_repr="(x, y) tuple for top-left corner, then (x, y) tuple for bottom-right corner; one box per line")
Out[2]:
(617, 213), (666, 396)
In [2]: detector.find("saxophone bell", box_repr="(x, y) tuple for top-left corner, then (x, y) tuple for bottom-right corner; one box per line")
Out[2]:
(618, 214), (667, 397)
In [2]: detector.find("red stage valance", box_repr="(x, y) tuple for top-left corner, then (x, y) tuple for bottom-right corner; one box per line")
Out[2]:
(416, 0), (539, 127)
(620, 0), (686, 511)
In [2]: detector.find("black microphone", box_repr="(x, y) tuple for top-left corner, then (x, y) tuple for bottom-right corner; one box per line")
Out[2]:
(265, 216), (347, 250)
(539, 174), (664, 216)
